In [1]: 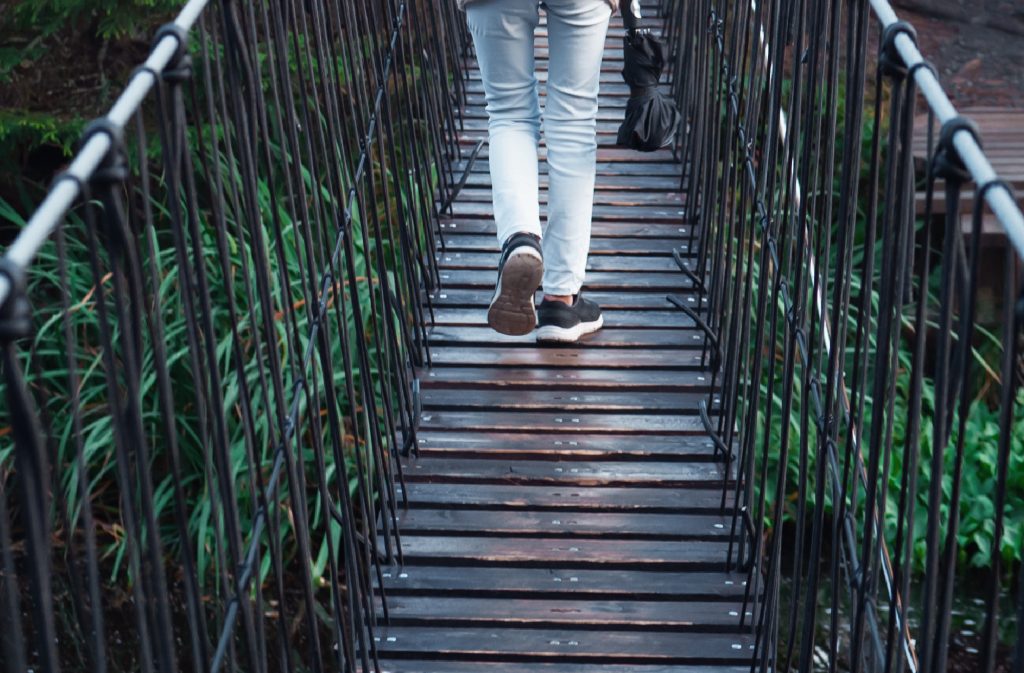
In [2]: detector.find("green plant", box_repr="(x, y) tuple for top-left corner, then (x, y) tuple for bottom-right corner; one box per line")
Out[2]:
(1, 0), (180, 79)
(735, 73), (1024, 575)
(0, 19), (442, 632)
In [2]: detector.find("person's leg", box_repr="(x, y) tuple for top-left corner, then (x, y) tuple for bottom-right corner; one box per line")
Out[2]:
(466, 0), (546, 335)
(532, 0), (609, 343)
(465, 0), (543, 245)
(539, 0), (611, 300)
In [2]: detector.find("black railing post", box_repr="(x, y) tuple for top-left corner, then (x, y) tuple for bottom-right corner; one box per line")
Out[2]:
(0, 258), (58, 673)
(665, 0), (1024, 670)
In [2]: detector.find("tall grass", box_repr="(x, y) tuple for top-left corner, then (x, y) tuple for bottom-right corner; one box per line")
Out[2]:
(0, 19), (440, 653)
(741, 75), (1024, 573)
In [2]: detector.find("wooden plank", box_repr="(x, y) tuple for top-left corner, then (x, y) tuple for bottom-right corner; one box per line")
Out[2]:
(463, 80), (648, 96)
(465, 60), (669, 81)
(464, 53), (671, 71)
(428, 289), (696, 310)
(440, 181), (679, 201)
(397, 483), (729, 513)
(458, 106), (656, 121)
(435, 236), (686, 255)
(467, 55), (659, 72)
(483, 47), (634, 60)
(445, 188), (684, 206)
(376, 567), (752, 601)
(452, 149), (683, 166)
(915, 188), (1024, 216)
(376, 661), (749, 673)
(465, 58), (659, 73)
(426, 327), (703, 350)
(437, 220), (696, 239)
(434, 269), (692, 292)
(913, 108), (1024, 153)
(459, 172), (685, 191)
(400, 457), (725, 487)
(392, 509), (732, 540)
(419, 367), (711, 391)
(459, 97), (631, 114)
(434, 251), (684, 271)
(459, 173), (684, 191)
(423, 309), (696, 329)
(457, 131), (679, 147)
(468, 46), (660, 61)
(455, 132), (684, 150)
(417, 412), (709, 435)
(412, 432), (720, 460)
(958, 212), (1021, 247)
(372, 627), (753, 664)
(451, 159), (685, 177)
(421, 389), (715, 413)
(463, 58), (671, 79)
(427, 309), (694, 329)
(385, 535), (733, 570)
(426, 347), (704, 370)
(377, 596), (751, 631)
(462, 135), (682, 151)
(444, 199), (684, 220)
(447, 202), (684, 222)
(461, 144), (677, 163)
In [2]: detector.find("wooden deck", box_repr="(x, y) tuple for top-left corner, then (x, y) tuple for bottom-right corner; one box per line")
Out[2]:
(913, 107), (1024, 222)
(373, 8), (754, 672)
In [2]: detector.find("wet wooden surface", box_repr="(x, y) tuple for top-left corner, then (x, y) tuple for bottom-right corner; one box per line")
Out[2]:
(373, 4), (755, 671)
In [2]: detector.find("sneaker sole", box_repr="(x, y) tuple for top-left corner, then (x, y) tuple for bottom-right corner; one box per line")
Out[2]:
(535, 314), (605, 343)
(487, 247), (544, 336)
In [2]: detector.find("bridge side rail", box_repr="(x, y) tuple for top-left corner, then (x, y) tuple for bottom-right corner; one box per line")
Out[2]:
(663, 0), (1024, 669)
(0, 1), (468, 671)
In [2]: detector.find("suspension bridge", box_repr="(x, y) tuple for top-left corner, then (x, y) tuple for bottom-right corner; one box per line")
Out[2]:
(0, 1), (1022, 672)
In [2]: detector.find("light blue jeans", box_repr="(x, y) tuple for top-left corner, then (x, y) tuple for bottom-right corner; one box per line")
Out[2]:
(466, 0), (612, 296)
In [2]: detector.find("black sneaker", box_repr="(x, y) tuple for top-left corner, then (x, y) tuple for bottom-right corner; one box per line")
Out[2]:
(536, 293), (604, 343)
(487, 232), (544, 336)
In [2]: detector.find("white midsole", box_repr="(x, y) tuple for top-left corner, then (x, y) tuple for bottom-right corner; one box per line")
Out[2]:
(535, 315), (604, 343)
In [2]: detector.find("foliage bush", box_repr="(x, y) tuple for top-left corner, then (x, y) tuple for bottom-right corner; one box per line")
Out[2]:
(0, 6), (435, 630)
(1, 0), (179, 77)
(1, 1), (179, 194)
(754, 77), (1024, 575)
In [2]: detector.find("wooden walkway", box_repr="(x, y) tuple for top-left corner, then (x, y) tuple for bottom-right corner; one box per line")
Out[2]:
(374, 7), (754, 672)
